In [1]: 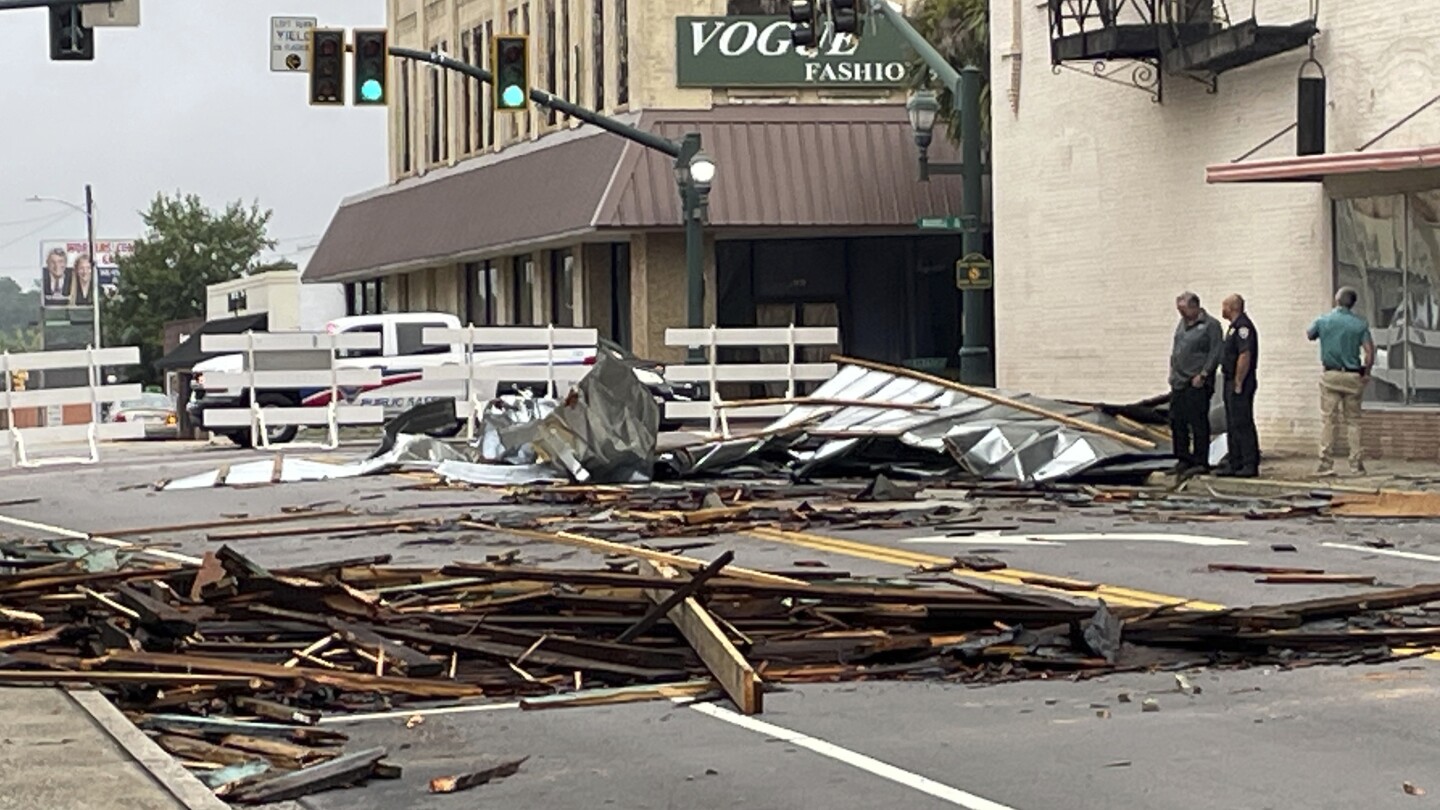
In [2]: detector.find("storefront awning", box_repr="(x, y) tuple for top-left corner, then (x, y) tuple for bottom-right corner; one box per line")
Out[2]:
(305, 105), (964, 283)
(153, 313), (269, 372)
(1206, 144), (1440, 184)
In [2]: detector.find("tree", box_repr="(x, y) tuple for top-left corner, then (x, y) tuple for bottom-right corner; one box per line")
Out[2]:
(907, 0), (990, 144)
(105, 192), (274, 380)
(0, 277), (41, 353)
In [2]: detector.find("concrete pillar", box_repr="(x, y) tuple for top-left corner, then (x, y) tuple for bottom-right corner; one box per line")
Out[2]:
(630, 232), (716, 362)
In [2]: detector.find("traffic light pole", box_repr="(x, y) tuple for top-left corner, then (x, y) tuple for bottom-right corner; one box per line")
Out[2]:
(863, 0), (992, 385)
(387, 47), (713, 363)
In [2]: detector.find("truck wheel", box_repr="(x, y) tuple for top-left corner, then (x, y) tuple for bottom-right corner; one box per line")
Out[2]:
(222, 393), (299, 447)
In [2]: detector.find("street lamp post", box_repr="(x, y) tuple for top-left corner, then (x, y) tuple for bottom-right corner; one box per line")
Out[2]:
(673, 132), (716, 364)
(905, 68), (993, 387)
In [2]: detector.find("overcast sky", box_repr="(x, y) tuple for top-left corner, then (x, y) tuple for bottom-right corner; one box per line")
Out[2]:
(0, 0), (387, 286)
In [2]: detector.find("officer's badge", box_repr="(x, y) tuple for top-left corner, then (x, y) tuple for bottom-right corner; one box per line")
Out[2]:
(1239, 327), (1250, 339)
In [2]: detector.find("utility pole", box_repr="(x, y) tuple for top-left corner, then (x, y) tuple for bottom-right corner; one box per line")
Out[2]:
(956, 67), (990, 385)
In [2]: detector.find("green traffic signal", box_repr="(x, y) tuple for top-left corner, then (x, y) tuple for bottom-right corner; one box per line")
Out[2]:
(352, 29), (388, 106)
(492, 34), (529, 112)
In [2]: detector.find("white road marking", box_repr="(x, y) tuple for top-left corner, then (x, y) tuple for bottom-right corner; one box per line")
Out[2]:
(319, 701), (521, 724)
(1322, 542), (1440, 563)
(903, 531), (1247, 548)
(0, 513), (201, 565)
(683, 701), (1020, 810)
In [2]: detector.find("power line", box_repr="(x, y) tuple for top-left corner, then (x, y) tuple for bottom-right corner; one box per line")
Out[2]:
(0, 212), (75, 229)
(0, 212), (71, 252)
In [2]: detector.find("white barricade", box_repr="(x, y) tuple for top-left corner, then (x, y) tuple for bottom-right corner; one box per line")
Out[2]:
(0, 346), (145, 467)
(664, 325), (841, 437)
(420, 325), (599, 440)
(199, 331), (385, 450)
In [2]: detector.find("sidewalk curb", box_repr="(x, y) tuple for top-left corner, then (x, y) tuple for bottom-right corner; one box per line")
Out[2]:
(67, 689), (232, 810)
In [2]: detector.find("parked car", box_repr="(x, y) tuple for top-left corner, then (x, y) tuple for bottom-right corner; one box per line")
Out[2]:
(108, 392), (179, 439)
(188, 313), (698, 447)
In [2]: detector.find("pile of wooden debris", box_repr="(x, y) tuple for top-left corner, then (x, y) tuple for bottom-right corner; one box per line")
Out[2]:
(4, 536), (1440, 803)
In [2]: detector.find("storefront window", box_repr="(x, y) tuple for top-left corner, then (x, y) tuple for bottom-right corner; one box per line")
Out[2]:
(512, 256), (537, 324)
(550, 249), (575, 326)
(545, 0), (557, 126)
(591, 0), (605, 109)
(616, 0), (628, 107)
(480, 22), (494, 149)
(1335, 190), (1440, 406)
(466, 260), (496, 325)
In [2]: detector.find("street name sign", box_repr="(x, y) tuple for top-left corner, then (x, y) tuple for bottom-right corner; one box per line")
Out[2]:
(82, 0), (139, 27)
(271, 16), (317, 73)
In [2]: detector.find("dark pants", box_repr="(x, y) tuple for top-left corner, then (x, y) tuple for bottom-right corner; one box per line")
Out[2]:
(1170, 383), (1212, 469)
(1223, 380), (1259, 472)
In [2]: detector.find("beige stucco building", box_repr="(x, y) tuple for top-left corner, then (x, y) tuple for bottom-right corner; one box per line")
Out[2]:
(307, 0), (980, 369)
(992, 0), (1440, 459)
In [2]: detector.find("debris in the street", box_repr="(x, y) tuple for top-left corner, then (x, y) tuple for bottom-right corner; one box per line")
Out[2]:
(1271, 544), (1299, 553)
(1208, 563), (1325, 575)
(1105, 760), (1132, 768)
(1404, 781), (1426, 796)
(429, 757), (529, 794)
(1141, 698), (1160, 712)
(1331, 491), (1440, 519)
(1257, 573), (1377, 585)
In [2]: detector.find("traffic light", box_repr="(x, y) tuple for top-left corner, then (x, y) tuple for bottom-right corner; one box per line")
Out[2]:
(308, 28), (345, 106)
(492, 34), (530, 112)
(49, 5), (94, 61)
(352, 29), (388, 105)
(788, 1), (819, 48)
(832, 0), (860, 35)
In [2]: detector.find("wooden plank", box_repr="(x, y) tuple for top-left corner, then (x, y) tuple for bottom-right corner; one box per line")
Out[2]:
(423, 325), (598, 347)
(106, 509), (356, 539)
(830, 354), (1157, 450)
(617, 552), (734, 643)
(222, 747), (388, 804)
(0, 346), (140, 371)
(1257, 573), (1377, 585)
(664, 363), (837, 383)
(1207, 563), (1326, 575)
(325, 618), (444, 677)
(201, 332), (380, 352)
(468, 524), (807, 587)
(208, 517), (442, 543)
(203, 369), (382, 390)
(102, 651), (484, 698)
(201, 405), (384, 428)
(0, 384), (141, 410)
(637, 558), (763, 715)
(428, 757), (528, 794)
(421, 364), (591, 383)
(665, 326), (839, 347)
(518, 680), (718, 710)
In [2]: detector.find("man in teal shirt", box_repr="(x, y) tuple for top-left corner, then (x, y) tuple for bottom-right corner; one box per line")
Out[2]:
(1305, 287), (1375, 475)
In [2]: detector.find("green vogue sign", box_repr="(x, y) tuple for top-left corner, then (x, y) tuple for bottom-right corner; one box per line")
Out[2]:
(675, 15), (912, 88)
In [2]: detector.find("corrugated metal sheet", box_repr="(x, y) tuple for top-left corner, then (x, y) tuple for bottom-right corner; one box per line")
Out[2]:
(597, 105), (965, 228)
(305, 129), (627, 282)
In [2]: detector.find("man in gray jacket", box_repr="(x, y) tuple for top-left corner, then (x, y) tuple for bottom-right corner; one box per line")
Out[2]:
(1169, 291), (1224, 476)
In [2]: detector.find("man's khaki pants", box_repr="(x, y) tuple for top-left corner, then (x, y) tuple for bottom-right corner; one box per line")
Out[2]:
(1319, 370), (1365, 465)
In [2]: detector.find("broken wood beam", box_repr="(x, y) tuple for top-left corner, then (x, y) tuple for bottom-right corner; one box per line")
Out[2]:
(518, 679), (718, 711)
(428, 757), (528, 794)
(1207, 563), (1326, 575)
(207, 517), (440, 543)
(101, 650), (484, 698)
(1257, 573), (1377, 585)
(466, 523), (808, 587)
(222, 747), (388, 804)
(105, 509), (356, 539)
(617, 551), (734, 644)
(637, 558), (763, 715)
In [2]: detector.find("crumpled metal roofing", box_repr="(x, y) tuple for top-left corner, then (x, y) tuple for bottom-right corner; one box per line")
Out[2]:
(665, 365), (1169, 485)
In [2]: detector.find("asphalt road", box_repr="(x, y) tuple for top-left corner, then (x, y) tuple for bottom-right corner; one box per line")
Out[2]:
(1, 440), (1437, 809)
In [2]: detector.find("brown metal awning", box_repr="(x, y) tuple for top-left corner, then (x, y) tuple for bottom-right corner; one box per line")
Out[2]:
(1206, 145), (1440, 184)
(305, 105), (965, 284)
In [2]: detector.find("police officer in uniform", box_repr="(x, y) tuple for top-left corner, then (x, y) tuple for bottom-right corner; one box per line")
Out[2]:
(1218, 294), (1259, 477)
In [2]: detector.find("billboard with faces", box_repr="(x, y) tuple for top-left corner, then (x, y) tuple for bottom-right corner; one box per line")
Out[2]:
(39, 239), (132, 310)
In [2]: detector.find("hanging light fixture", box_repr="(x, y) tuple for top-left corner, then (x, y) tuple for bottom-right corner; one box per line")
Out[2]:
(1297, 40), (1326, 157)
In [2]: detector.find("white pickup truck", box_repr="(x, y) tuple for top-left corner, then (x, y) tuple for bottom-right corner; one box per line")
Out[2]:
(187, 312), (693, 447)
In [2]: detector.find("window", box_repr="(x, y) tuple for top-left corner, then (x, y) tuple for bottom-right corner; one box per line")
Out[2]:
(560, 0), (570, 109)
(545, 0), (557, 126)
(399, 61), (413, 173)
(344, 282), (360, 316)
(476, 24), (491, 149)
(512, 255), (537, 324)
(1334, 190), (1440, 406)
(465, 260), (497, 325)
(395, 321), (453, 356)
(591, 0), (604, 109)
(550, 249), (575, 326)
(358, 279), (386, 315)
(337, 324), (384, 358)
(427, 50), (441, 164)
(459, 31), (473, 154)
(616, 0), (628, 106)
(609, 242), (630, 347)
(439, 40), (450, 161)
